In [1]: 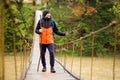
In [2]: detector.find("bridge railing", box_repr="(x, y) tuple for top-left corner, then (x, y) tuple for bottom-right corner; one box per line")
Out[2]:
(1, 1), (120, 80)
(55, 21), (120, 80)
(0, 2), (5, 80)
(0, 1), (32, 80)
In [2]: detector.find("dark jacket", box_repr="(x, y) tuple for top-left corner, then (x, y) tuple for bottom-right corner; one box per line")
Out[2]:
(35, 18), (65, 36)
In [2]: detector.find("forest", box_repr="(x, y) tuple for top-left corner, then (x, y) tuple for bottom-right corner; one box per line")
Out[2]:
(3, 0), (120, 56)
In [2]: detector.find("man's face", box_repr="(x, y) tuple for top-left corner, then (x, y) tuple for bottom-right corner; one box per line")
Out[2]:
(45, 13), (51, 18)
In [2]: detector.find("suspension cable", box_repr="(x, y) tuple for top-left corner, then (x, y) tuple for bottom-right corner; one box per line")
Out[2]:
(12, 21), (18, 80)
(59, 44), (61, 62)
(90, 32), (95, 80)
(113, 24), (118, 80)
(24, 43), (27, 68)
(20, 36), (23, 73)
(71, 42), (75, 72)
(80, 43), (83, 79)
(0, 2), (5, 80)
(64, 42), (67, 71)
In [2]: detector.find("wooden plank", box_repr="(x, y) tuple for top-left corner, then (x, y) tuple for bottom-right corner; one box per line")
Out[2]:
(25, 55), (75, 80)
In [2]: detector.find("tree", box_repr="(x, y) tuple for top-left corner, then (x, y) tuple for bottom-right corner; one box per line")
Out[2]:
(113, 0), (120, 20)
(82, 0), (96, 6)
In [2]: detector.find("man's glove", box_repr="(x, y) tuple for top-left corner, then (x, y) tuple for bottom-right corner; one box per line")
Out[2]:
(65, 32), (69, 36)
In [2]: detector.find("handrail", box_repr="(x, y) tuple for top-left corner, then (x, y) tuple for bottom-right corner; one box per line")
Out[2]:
(1, 1), (32, 80)
(55, 21), (119, 46)
(113, 25), (118, 80)
(55, 21), (119, 80)
(0, 2), (5, 80)
(0, 1), (119, 80)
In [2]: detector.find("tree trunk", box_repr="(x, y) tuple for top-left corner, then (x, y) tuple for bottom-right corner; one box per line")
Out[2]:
(83, 0), (96, 6)
(56, 0), (60, 4)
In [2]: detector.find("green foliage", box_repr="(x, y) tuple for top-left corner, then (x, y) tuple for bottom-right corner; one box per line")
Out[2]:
(57, 1), (119, 57)
(112, 1), (120, 20)
(4, 1), (120, 57)
(4, 9), (13, 52)
(4, 3), (38, 53)
(53, 1), (119, 57)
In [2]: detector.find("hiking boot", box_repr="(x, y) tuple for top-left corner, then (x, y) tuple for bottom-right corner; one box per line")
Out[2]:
(50, 68), (56, 73)
(42, 67), (46, 72)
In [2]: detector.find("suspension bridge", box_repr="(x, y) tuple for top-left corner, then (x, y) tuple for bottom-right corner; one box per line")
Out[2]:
(0, 2), (120, 80)
(20, 10), (76, 80)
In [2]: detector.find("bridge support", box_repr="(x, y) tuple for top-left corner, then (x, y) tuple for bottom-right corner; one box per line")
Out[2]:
(0, 1), (5, 80)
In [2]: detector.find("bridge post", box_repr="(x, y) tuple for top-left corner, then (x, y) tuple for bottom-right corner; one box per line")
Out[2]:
(0, 1), (5, 80)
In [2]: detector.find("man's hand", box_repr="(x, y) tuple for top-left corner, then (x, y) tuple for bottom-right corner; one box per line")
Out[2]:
(39, 29), (42, 33)
(66, 32), (69, 36)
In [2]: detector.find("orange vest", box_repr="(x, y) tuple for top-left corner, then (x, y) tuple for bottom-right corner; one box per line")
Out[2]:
(39, 26), (54, 44)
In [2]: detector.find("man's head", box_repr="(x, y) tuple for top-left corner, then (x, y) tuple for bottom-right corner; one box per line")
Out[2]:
(43, 9), (51, 19)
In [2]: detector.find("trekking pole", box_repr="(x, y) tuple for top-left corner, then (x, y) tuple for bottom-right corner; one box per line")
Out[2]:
(37, 52), (41, 72)
(37, 14), (42, 72)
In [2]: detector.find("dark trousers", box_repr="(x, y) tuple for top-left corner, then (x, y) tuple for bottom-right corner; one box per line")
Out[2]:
(40, 43), (54, 68)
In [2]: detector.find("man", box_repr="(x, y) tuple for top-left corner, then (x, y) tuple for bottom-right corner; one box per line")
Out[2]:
(35, 9), (66, 73)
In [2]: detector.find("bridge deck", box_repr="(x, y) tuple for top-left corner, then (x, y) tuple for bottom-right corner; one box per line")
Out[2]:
(24, 10), (76, 80)
(25, 34), (75, 80)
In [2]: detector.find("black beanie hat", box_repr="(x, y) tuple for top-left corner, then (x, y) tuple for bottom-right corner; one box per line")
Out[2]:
(43, 9), (50, 17)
